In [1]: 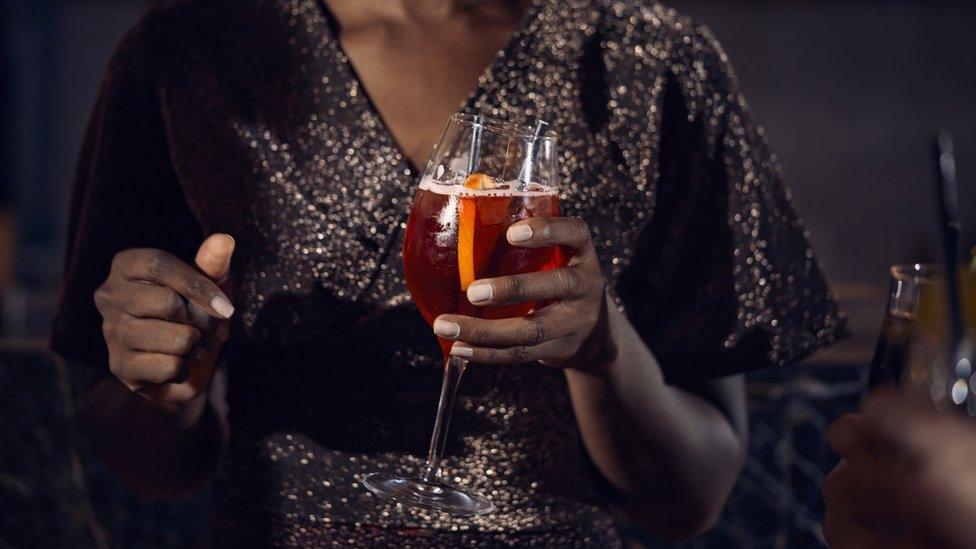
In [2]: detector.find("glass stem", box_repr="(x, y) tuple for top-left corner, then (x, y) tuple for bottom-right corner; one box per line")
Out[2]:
(421, 355), (468, 483)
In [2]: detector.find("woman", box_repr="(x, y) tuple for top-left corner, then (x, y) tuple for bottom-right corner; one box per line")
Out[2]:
(51, 0), (844, 546)
(825, 389), (976, 549)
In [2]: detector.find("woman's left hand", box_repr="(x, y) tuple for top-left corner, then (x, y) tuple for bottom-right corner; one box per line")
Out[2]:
(433, 216), (610, 371)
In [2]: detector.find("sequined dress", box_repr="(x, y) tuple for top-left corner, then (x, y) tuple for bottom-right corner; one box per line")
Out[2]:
(51, 0), (845, 546)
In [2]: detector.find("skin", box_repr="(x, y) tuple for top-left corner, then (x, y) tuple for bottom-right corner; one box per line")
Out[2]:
(824, 389), (976, 549)
(84, 0), (747, 538)
(88, 234), (234, 497)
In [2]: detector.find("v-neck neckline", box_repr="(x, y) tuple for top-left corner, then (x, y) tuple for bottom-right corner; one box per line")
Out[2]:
(313, 0), (545, 178)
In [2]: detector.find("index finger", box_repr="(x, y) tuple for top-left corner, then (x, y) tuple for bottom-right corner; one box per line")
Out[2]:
(115, 249), (234, 319)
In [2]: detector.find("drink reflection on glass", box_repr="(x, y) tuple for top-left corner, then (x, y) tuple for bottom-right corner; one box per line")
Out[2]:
(363, 114), (563, 515)
(869, 263), (976, 410)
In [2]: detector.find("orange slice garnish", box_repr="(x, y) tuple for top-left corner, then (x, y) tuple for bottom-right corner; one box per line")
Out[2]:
(458, 195), (477, 291)
(457, 173), (494, 291)
(464, 173), (496, 190)
(465, 172), (509, 224)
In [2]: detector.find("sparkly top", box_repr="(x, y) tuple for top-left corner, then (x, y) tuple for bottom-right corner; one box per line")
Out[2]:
(51, 0), (845, 546)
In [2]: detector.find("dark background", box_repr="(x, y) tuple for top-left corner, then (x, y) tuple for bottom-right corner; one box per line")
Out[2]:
(1, 0), (973, 547)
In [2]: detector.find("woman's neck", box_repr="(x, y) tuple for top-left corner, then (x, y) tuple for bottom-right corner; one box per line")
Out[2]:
(328, 0), (522, 25)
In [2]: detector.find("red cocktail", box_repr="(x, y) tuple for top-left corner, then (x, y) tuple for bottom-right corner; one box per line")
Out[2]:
(403, 175), (563, 357)
(364, 113), (560, 515)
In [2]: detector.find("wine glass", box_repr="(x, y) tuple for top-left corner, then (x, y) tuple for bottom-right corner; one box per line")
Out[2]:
(362, 113), (563, 515)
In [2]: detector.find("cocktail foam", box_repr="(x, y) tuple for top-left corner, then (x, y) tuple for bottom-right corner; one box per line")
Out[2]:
(419, 176), (556, 198)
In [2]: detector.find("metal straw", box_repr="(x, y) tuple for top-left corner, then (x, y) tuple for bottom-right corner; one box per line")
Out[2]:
(933, 131), (966, 383)
(467, 115), (484, 176)
(517, 119), (549, 191)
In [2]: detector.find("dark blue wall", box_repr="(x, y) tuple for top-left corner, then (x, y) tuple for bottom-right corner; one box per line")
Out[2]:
(1, 0), (146, 335)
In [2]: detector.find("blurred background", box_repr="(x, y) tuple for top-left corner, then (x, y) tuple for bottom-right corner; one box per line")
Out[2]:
(1, 0), (973, 547)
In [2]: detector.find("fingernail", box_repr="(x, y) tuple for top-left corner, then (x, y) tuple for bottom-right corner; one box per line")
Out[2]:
(211, 295), (235, 319)
(451, 343), (474, 358)
(507, 225), (533, 243)
(433, 319), (460, 338)
(467, 282), (493, 304)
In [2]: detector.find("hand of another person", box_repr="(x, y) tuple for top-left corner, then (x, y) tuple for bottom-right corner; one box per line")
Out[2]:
(432, 216), (611, 373)
(823, 389), (976, 549)
(95, 234), (236, 405)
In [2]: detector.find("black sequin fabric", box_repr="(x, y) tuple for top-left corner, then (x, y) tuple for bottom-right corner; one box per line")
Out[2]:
(51, 0), (845, 546)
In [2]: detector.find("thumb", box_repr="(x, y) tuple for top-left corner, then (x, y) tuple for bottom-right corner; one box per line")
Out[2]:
(195, 233), (235, 284)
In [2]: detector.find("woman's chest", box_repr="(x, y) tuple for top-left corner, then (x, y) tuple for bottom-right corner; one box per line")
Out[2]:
(155, 5), (662, 346)
(330, 6), (521, 169)
(195, 128), (653, 350)
(164, 111), (657, 349)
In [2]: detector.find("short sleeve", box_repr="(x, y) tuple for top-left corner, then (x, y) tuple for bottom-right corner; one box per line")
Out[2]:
(49, 19), (202, 372)
(616, 24), (847, 382)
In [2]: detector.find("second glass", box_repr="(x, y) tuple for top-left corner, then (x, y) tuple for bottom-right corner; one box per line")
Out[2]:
(869, 263), (976, 410)
(363, 114), (564, 515)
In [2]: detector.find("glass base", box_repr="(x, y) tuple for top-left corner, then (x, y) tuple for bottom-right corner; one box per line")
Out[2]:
(363, 472), (494, 516)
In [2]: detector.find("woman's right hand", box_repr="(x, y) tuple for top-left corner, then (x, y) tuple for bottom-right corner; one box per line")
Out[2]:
(95, 234), (236, 407)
